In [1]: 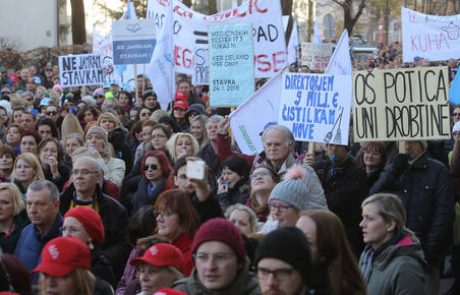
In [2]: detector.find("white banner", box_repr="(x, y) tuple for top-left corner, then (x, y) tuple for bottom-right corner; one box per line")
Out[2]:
(173, 0), (286, 78)
(146, 0), (175, 110)
(279, 72), (352, 145)
(402, 7), (460, 63)
(325, 30), (352, 75)
(229, 70), (283, 155)
(59, 54), (107, 88)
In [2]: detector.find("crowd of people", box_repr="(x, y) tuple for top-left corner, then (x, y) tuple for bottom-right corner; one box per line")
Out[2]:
(0, 49), (459, 295)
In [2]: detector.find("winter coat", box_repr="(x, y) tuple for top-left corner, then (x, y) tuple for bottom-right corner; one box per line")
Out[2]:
(42, 163), (71, 192)
(359, 234), (427, 295)
(0, 213), (29, 254)
(109, 127), (133, 175)
(172, 261), (260, 295)
(125, 177), (168, 214)
(104, 157), (126, 188)
(216, 178), (250, 210)
(60, 184), (131, 280)
(115, 248), (140, 295)
(94, 277), (115, 295)
(14, 214), (63, 283)
(313, 155), (369, 257)
(190, 191), (224, 225)
(172, 233), (194, 276)
(370, 152), (455, 266)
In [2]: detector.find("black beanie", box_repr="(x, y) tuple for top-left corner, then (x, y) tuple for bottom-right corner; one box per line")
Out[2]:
(222, 155), (249, 177)
(255, 227), (312, 284)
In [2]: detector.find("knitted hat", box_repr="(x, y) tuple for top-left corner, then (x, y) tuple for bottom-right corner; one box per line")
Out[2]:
(222, 155), (249, 177)
(93, 88), (105, 97)
(81, 95), (97, 108)
(130, 243), (185, 274)
(269, 164), (309, 210)
(255, 226), (312, 284)
(192, 218), (246, 262)
(32, 237), (91, 277)
(64, 207), (105, 243)
(86, 125), (108, 143)
(186, 103), (206, 116)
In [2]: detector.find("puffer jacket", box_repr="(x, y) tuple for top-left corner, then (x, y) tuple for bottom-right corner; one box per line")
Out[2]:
(359, 234), (427, 295)
(370, 152), (455, 266)
(172, 260), (260, 295)
(216, 178), (250, 210)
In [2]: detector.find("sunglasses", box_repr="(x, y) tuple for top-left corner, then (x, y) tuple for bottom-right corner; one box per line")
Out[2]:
(144, 164), (158, 171)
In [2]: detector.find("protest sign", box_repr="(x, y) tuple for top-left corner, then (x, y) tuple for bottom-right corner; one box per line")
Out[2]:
(192, 44), (209, 85)
(301, 43), (335, 71)
(353, 66), (451, 141)
(172, 0), (286, 78)
(230, 70), (283, 155)
(112, 19), (156, 65)
(93, 31), (123, 87)
(279, 72), (352, 145)
(209, 24), (254, 107)
(401, 7), (460, 63)
(59, 54), (107, 87)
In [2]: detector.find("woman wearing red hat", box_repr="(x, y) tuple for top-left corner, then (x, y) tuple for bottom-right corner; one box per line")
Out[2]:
(130, 243), (185, 295)
(33, 236), (113, 295)
(62, 206), (116, 288)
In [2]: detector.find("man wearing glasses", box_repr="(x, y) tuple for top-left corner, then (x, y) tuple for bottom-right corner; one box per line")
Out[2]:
(59, 156), (130, 280)
(256, 226), (312, 295)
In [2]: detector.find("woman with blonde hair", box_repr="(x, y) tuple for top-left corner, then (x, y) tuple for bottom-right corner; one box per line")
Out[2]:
(359, 193), (427, 295)
(11, 152), (45, 194)
(166, 132), (199, 164)
(0, 182), (28, 254)
(296, 209), (366, 295)
(225, 204), (258, 237)
(189, 114), (209, 149)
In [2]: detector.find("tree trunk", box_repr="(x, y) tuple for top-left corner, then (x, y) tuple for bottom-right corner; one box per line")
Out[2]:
(281, 0), (293, 47)
(182, 0), (192, 8)
(70, 0), (86, 44)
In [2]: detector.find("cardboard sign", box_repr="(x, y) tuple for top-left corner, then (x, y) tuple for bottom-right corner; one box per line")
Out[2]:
(353, 66), (451, 141)
(209, 24), (254, 107)
(112, 19), (156, 65)
(301, 43), (335, 71)
(59, 54), (107, 87)
(279, 72), (352, 144)
(402, 7), (460, 62)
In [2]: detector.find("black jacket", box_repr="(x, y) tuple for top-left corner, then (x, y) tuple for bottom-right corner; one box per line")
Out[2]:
(313, 155), (369, 257)
(60, 184), (131, 280)
(370, 152), (455, 266)
(125, 177), (168, 214)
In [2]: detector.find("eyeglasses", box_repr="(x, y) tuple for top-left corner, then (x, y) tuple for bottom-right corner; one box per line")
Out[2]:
(194, 252), (235, 264)
(453, 113), (460, 117)
(251, 171), (271, 180)
(257, 267), (293, 281)
(144, 164), (158, 171)
(154, 211), (173, 220)
(46, 111), (58, 115)
(72, 169), (99, 175)
(268, 203), (293, 212)
(151, 134), (167, 139)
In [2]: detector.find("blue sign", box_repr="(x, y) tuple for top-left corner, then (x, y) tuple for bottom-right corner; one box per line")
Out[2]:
(209, 24), (254, 107)
(112, 19), (156, 65)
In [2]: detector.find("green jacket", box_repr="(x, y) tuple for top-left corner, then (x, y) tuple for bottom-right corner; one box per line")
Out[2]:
(172, 261), (260, 295)
(359, 235), (427, 295)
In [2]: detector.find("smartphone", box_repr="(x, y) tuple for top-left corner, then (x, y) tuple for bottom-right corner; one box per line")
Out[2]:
(186, 160), (206, 180)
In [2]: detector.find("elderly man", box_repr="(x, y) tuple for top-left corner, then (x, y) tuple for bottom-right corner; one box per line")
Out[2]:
(60, 156), (130, 279)
(371, 140), (455, 294)
(255, 226), (313, 295)
(14, 180), (62, 272)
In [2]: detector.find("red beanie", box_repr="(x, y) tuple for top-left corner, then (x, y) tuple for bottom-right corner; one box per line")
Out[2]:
(192, 218), (246, 262)
(64, 207), (105, 243)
